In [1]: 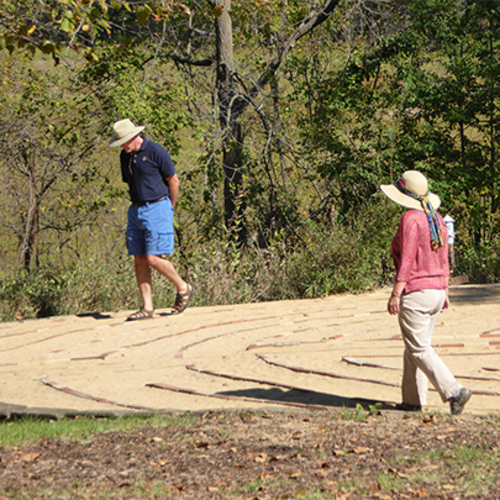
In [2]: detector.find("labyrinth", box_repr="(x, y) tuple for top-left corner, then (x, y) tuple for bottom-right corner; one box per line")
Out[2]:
(1, 284), (499, 418)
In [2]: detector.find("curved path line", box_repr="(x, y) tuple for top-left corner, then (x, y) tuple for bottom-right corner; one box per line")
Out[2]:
(40, 378), (157, 412)
(186, 364), (314, 393)
(256, 354), (500, 397)
(246, 334), (343, 351)
(342, 357), (500, 382)
(256, 354), (399, 388)
(50, 317), (296, 359)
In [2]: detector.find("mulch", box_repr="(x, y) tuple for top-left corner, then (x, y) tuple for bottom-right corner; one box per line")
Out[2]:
(1, 409), (499, 499)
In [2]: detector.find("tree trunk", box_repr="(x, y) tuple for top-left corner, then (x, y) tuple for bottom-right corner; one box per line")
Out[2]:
(212, 0), (342, 243)
(214, 0), (246, 242)
(19, 151), (40, 271)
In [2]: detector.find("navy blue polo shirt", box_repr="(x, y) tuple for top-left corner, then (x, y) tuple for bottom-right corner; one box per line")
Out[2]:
(120, 137), (176, 204)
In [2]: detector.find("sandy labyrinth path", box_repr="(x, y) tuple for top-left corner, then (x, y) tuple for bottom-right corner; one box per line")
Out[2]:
(1, 284), (499, 418)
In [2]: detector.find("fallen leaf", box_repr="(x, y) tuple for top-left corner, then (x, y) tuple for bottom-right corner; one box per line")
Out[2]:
(313, 469), (328, 478)
(20, 453), (39, 462)
(260, 471), (274, 479)
(335, 492), (352, 499)
(290, 470), (302, 478)
(322, 479), (337, 490)
(194, 441), (210, 449)
(348, 446), (373, 454)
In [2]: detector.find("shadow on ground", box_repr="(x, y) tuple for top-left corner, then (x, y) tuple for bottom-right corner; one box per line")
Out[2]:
(219, 388), (397, 411)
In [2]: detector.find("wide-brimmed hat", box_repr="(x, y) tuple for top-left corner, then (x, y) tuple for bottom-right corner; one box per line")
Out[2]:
(109, 119), (145, 148)
(380, 170), (441, 210)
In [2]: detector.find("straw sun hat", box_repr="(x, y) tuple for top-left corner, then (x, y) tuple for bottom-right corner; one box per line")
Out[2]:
(109, 119), (145, 148)
(380, 170), (441, 211)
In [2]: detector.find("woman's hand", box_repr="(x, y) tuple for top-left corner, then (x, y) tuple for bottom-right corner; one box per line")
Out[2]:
(387, 294), (400, 315)
(387, 282), (405, 315)
(442, 289), (450, 311)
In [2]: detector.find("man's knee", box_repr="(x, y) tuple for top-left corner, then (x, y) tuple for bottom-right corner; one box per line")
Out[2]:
(145, 254), (165, 267)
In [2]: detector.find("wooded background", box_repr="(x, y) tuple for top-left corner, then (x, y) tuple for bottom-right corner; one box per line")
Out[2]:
(1, 0), (499, 320)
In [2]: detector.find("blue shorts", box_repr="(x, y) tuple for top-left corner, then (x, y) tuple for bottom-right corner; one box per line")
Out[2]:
(126, 198), (175, 256)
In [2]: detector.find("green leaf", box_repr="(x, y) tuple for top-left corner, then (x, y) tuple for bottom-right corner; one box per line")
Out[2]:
(213, 5), (224, 18)
(19, 24), (36, 37)
(60, 11), (75, 32)
(89, 7), (101, 23)
(136, 6), (152, 25)
(40, 41), (55, 54)
(96, 18), (111, 35)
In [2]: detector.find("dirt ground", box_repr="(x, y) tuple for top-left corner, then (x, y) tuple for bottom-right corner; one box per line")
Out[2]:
(1, 284), (499, 418)
(1, 410), (499, 499)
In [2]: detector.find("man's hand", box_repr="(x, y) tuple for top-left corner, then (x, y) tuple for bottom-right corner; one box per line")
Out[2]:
(166, 174), (180, 208)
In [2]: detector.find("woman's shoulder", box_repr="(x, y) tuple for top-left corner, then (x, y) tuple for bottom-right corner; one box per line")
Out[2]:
(400, 209), (446, 232)
(401, 209), (426, 223)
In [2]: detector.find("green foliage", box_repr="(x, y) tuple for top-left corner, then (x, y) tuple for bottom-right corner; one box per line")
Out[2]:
(0, 54), (121, 271)
(456, 239), (500, 284)
(287, 0), (500, 282)
(79, 42), (190, 154)
(0, 270), (66, 320)
(0, 202), (397, 321)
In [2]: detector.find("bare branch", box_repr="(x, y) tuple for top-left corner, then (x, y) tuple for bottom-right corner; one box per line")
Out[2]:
(145, 54), (215, 66)
(255, 0), (342, 93)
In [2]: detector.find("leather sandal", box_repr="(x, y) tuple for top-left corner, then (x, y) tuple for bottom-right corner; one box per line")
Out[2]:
(171, 284), (193, 315)
(126, 308), (154, 321)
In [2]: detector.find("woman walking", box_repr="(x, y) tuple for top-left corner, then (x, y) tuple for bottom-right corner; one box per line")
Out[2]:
(381, 170), (472, 415)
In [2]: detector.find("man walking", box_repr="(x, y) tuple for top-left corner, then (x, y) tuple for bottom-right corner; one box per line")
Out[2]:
(110, 119), (193, 321)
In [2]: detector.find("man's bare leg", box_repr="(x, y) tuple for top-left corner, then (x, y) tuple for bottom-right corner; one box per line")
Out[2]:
(134, 255), (154, 311)
(145, 254), (188, 294)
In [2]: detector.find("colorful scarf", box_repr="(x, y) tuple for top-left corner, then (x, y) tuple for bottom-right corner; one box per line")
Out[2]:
(395, 178), (444, 250)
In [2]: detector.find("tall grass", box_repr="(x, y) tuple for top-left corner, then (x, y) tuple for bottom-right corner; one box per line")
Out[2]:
(0, 202), (399, 322)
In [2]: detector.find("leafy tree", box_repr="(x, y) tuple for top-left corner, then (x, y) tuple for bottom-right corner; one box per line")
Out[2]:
(1, 0), (346, 247)
(300, 0), (500, 252)
(0, 57), (108, 270)
(0, 5), (190, 271)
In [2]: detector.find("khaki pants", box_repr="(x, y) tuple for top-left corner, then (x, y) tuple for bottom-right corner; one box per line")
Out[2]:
(399, 289), (462, 405)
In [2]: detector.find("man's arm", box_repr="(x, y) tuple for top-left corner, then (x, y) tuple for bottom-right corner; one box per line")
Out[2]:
(166, 174), (180, 208)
